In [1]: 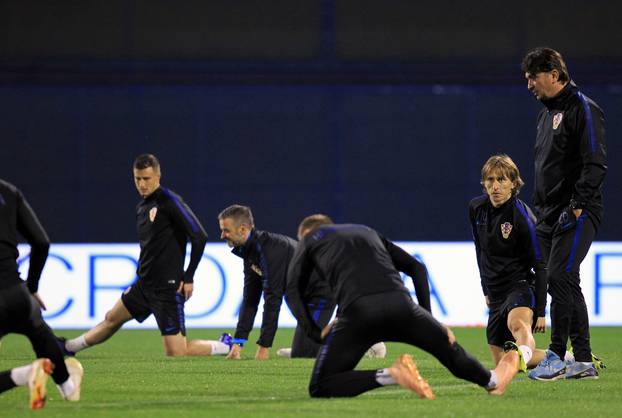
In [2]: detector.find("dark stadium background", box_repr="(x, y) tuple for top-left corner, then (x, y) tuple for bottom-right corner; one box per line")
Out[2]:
(1, 0), (620, 243)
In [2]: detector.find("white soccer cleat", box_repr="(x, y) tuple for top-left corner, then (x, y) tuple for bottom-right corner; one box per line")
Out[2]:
(28, 358), (54, 410)
(62, 358), (84, 401)
(365, 342), (387, 358)
(276, 348), (292, 358)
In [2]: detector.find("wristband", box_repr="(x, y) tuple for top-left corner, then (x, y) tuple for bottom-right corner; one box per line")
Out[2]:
(232, 338), (247, 347)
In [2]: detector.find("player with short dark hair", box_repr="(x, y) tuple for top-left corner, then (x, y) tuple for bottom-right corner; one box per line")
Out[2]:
(469, 155), (547, 371)
(0, 178), (83, 408)
(58, 154), (231, 357)
(522, 48), (607, 380)
(286, 215), (519, 398)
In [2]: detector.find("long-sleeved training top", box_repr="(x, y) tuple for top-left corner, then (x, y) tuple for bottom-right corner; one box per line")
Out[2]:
(0, 179), (50, 293)
(469, 194), (547, 316)
(231, 229), (296, 348)
(286, 223), (431, 343)
(136, 187), (207, 286)
(534, 81), (607, 225)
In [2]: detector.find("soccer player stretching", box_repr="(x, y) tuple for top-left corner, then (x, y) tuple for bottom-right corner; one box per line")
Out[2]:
(59, 154), (230, 357)
(469, 155), (547, 371)
(287, 215), (519, 398)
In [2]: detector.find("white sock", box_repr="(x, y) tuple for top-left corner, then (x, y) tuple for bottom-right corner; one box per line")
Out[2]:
(375, 368), (396, 386)
(564, 351), (575, 362)
(209, 341), (231, 355)
(486, 370), (498, 390)
(58, 378), (76, 399)
(519, 345), (533, 364)
(66, 335), (89, 353)
(9, 365), (31, 386)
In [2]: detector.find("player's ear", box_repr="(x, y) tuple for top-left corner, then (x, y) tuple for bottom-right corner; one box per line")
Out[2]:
(550, 69), (560, 83)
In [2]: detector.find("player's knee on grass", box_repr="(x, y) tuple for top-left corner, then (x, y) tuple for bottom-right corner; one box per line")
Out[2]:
(309, 380), (330, 398)
(164, 342), (188, 357)
(163, 334), (188, 357)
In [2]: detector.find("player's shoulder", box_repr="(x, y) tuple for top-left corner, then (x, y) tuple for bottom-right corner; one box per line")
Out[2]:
(513, 197), (537, 223)
(572, 90), (604, 117)
(0, 178), (18, 194)
(255, 229), (296, 249)
(469, 194), (489, 210)
(159, 186), (182, 201)
(157, 187), (190, 211)
(0, 179), (21, 204)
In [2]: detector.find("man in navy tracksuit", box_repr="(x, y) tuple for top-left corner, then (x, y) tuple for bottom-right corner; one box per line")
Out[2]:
(469, 155), (547, 372)
(218, 204), (297, 360)
(282, 215), (431, 359)
(286, 215), (519, 398)
(522, 48), (607, 380)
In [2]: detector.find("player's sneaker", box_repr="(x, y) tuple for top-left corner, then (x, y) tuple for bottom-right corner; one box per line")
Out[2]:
(218, 333), (233, 350)
(276, 348), (292, 358)
(488, 350), (519, 396)
(565, 361), (599, 380)
(388, 354), (435, 399)
(28, 358), (54, 410)
(55, 336), (76, 357)
(61, 358), (84, 401)
(528, 350), (566, 381)
(503, 341), (527, 373)
(365, 342), (387, 359)
(566, 348), (606, 371)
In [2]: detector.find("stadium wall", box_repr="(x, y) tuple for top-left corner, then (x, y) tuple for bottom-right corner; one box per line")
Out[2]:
(2, 84), (621, 242)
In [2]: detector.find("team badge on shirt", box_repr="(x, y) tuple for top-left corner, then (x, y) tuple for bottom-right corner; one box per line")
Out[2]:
(552, 112), (563, 129)
(500, 222), (513, 239)
(149, 207), (158, 222)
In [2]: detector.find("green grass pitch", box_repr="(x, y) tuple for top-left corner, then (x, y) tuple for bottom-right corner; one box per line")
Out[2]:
(1, 327), (620, 417)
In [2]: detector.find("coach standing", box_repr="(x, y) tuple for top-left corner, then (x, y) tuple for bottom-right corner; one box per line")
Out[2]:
(522, 48), (607, 380)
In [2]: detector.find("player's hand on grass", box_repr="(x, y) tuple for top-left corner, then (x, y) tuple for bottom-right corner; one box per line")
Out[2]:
(32, 292), (47, 310)
(533, 316), (546, 333)
(255, 346), (270, 360)
(227, 344), (242, 360)
(177, 281), (193, 301)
